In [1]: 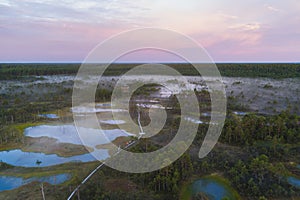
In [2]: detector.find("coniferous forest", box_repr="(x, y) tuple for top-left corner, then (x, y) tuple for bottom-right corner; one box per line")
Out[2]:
(0, 64), (299, 200)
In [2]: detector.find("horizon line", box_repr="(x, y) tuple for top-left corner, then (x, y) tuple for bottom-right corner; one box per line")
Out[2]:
(1, 61), (300, 64)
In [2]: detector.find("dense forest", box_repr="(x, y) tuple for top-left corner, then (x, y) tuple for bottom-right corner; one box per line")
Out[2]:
(72, 110), (300, 200)
(1, 63), (300, 79)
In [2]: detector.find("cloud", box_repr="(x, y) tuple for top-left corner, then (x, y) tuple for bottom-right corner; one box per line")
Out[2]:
(1, 0), (300, 62)
(265, 4), (281, 12)
(229, 23), (261, 31)
(217, 13), (238, 20)
(1, 0), (150, 25)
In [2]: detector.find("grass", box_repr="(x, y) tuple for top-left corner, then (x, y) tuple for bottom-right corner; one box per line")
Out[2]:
(14, 122), (43, 132)
(180, 175), (196, 200)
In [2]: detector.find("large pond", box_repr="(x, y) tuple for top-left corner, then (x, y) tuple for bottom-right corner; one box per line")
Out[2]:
(0, 173), (70, 192)
(25, 125), (134, 148)
(0, 149), (105, 167)
(0, 123), (134, 167)
(189, 178), (236, 200)
(0, 102), (135, 167)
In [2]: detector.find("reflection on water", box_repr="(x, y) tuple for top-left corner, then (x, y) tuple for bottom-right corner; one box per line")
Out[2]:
(0, 149), (103, 167)
(0, 173), (71, 192)
(288, 177), (300, 188)
(99, 120), (126, 125)
(191, 178), (234, 200)
(184, 116), (204, 124)
(25, 125), (134, 148)
(71, 106), (125, 114)
(233, 111), (247, 116)
(1, 123), (135, 167)
(38, 114), (59, 119)
(0, 106), (135, 168)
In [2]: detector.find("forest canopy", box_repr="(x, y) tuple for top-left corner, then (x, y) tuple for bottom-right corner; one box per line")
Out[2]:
(0, 63), (300, 79)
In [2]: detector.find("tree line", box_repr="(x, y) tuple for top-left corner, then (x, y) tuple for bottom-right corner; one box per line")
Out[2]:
(1, 63), (300, 79)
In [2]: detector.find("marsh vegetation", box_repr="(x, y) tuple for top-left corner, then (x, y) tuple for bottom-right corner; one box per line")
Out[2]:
(0, 63), (299, 200)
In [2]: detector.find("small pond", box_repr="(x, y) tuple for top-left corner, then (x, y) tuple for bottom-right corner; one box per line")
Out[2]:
(288, 177), (300, 188)
(189, 178), (236, 200)
(233, 111), (247, 116)
(38, 114), (59, 119)
(184, 116), (204, 124)
(99, 120), (126, 125)
(0, 173), (70, 192)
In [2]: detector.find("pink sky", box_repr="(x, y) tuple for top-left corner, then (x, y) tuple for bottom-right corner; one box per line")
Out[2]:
(0, 0), (299, 62)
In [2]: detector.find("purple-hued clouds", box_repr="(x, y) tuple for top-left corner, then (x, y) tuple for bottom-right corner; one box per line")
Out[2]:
(0, 0), (299, 62)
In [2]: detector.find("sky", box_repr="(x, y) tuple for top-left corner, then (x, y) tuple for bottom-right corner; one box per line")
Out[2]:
(0, 0), (299, 62)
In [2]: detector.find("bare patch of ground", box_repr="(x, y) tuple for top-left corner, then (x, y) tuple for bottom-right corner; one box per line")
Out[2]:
(22, 137), (93, 157)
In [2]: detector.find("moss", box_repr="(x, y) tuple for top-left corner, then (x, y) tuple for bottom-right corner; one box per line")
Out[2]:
(14, 122), (42, 132)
